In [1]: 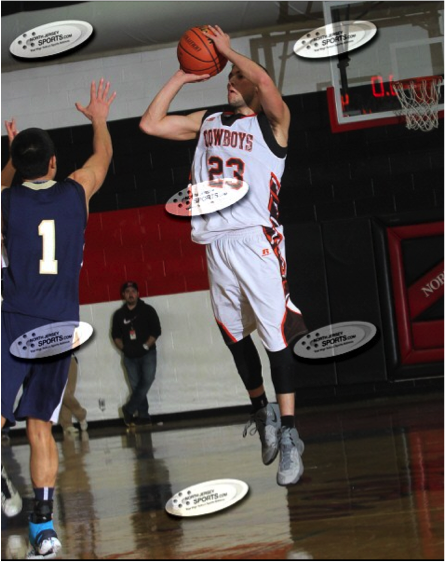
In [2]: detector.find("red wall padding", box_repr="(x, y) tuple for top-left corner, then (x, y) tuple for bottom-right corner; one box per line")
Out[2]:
(79, 206), (209, 304)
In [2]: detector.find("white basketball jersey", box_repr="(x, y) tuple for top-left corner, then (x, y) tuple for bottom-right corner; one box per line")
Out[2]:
(191, 111), (287, 244)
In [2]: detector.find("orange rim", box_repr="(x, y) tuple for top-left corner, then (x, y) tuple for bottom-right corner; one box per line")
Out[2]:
(394, 76), (442, 90)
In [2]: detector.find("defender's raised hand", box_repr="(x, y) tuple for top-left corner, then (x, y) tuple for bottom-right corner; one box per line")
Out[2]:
(75, 79), (116, 123)
(4, 118), (18, 146)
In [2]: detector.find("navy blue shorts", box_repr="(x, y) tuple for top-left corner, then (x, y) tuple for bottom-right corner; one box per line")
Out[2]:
(1, 311), (71, 426)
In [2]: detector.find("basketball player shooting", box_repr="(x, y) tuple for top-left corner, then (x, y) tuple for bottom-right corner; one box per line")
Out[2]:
(140, 25), (308, 486)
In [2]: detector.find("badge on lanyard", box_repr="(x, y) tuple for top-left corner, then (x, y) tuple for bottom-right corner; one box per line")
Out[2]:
(129, 325), (137, 340)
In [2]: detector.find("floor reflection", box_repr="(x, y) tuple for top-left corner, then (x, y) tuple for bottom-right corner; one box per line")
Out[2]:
(1, 393), (443, 560)
(57, 431), (97, 559)
(125, 430), (182, 559)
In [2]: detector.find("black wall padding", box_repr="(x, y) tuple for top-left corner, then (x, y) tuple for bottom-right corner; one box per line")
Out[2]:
(321, 219), (387, 384)
(285, 222), (337, 389)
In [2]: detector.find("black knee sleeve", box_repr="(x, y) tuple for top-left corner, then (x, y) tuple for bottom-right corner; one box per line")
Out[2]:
(266, 346), (297, 394)
(226, 336), (263, 391)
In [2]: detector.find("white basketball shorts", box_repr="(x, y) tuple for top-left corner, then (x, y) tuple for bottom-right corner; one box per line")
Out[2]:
(205, 226), (307, 352)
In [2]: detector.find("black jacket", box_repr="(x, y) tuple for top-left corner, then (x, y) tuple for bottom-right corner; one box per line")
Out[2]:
(112, 299), (161, 358)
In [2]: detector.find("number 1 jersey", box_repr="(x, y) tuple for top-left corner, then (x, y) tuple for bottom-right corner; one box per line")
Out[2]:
(1, 179), (87, 322)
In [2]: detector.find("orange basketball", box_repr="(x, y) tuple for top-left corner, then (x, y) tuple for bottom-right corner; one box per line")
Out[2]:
(177, 26), (228, 77)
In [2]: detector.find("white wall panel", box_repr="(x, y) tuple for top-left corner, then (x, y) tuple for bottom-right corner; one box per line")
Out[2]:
(71, 291), (275, 423)
(2, 34), (330, 132)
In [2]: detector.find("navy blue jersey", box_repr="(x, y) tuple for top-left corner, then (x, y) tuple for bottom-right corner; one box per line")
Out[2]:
(1, 178), (87, 322)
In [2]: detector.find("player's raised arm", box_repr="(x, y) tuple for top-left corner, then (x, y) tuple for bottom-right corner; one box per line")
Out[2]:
(69, 79), (116, 203)
(139, 70), (208, 141)
(203, 25), (290, 146)
(1, 119), (18, 190)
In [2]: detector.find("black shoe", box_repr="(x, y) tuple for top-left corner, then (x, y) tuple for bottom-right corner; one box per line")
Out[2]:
(122, 407), (135, 427)
(134, 415), (152, 426)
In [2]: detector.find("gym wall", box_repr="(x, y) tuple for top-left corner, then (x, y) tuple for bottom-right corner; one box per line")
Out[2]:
(2, 33), (443, 424)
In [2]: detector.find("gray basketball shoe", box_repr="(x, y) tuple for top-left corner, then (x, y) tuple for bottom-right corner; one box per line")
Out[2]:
(243, 403), (281, 465)
(276, 426), (305, 486)
(1, 466), (22, 517)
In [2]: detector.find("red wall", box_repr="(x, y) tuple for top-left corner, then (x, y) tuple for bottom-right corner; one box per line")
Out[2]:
(80, 206), (208, 304)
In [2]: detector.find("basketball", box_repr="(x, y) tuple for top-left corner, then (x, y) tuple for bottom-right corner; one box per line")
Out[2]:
(177, 26), (228, 77)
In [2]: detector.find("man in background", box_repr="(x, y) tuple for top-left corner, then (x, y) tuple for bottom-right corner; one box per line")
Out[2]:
(112, 282), (161, 427)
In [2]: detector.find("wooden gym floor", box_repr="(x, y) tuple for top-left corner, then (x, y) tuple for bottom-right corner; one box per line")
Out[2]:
(1, 392), (443, 560)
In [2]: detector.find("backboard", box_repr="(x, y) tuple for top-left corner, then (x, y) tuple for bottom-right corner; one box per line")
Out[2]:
(325, 1), (444, 131)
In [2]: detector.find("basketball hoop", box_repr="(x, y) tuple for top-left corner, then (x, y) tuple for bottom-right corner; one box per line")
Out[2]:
(393, 76), (443, 132)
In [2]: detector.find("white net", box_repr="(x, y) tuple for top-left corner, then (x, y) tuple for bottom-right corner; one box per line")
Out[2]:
(393, 77), (443, 132)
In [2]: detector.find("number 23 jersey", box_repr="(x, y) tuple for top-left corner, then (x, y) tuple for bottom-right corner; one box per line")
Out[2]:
(191, 110), (287, 244)
(1, 179), (87, 322)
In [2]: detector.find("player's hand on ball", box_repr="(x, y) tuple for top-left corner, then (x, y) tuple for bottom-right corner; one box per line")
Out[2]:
(203, 25), (231, 56)
(177, 26), (227, 77)
(175, 69), (211, 83)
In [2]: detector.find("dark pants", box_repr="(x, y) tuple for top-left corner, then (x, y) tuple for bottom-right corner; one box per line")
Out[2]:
(123, 350), (157, 418)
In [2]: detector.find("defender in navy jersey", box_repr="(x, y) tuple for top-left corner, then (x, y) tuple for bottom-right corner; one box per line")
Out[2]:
(1, 79), (116, 558)
(2, 177), (86, 322)
(140, 26), (307, 487)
